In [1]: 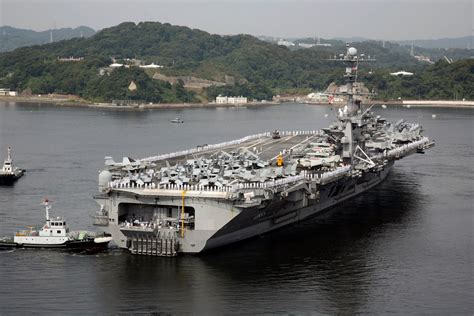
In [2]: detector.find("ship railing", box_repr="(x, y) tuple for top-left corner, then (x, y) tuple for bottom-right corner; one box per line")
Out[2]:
(107, 163), (351, 193)
(316, 165), (352, 183)
(231, 174), (306, 191)
(120, 222), (156, 232)
(385, 137), (430, 159)
(363, 137), (430, 164)
(109, 180), (237, 193)
(120, 217), (193, 231)
(138, 130), (319, 163)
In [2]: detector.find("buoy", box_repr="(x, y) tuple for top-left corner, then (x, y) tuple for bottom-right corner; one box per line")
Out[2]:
(381, 104), (387, 109)
(324, 113), (329, 118)
(432, 114), (437, 119)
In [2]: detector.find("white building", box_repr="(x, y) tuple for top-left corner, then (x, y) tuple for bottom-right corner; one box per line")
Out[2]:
(307, 92), (329, 102)
(216, 95), (248, 104)
(390, 71), (414, 76)
(277, 39), (295, 47)
(0, 89), (18, 96)
(57, 56), (84, 62)
(109, 63), (124, 68)
(139, 63), (163, 69)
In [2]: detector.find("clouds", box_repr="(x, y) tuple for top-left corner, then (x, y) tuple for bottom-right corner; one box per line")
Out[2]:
(0, 0), (471, 40)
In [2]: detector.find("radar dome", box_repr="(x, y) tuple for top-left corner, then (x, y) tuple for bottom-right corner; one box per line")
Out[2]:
(348, 47), (357, 56)
(98, 170), (112, 191)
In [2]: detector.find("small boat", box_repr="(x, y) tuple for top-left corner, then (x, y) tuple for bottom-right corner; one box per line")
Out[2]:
(170, 118), (184, 123)
(0, 146), (25, 185)
(0, 200), (112, 252)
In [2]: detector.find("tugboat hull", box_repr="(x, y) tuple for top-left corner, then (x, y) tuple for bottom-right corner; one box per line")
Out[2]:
(0, 238), (111, 252)
(0, 173), (23, 185)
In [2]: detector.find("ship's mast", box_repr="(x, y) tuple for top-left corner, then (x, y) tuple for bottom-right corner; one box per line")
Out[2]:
(6, 146), (11, 161)
(329, 43), (376, 116)
(44, 200), (51, 222)
(3, 146), (13, 172)
(328, 44), (376, 166)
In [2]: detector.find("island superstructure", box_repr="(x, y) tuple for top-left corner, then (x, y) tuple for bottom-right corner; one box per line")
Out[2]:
(93, 45), (434, 256)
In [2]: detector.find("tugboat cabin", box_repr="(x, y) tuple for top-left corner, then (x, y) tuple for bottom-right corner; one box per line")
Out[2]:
(42, 217), (69, 237)
(2, 160), (12, 173)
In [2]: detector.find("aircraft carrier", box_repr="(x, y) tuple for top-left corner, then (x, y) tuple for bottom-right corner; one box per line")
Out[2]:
(93, 45), (434, 256)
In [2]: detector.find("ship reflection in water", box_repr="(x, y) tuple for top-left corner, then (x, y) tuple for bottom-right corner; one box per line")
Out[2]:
(84, 170), (424, 314)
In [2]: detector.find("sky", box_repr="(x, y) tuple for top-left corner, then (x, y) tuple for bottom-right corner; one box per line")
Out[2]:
(0, 0), (472, 40)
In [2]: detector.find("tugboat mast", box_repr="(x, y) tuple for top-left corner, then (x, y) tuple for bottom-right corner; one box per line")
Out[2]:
(44, 200), (51, 222)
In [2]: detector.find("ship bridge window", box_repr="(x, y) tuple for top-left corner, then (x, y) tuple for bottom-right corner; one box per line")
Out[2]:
(57, 230), (61, 234)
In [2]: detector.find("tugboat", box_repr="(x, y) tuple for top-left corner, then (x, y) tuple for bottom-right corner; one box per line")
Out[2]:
(0, 200), (112, 252)
(0, 146), (25, 185)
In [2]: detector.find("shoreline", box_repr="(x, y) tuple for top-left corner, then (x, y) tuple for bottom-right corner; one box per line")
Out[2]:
(0, 95), (472, 109)
(0, 95), (280, 110)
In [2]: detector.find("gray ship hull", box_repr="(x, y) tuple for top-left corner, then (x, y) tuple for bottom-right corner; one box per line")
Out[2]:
(96, 159), (394, 255)
(202, 161), (393, 252)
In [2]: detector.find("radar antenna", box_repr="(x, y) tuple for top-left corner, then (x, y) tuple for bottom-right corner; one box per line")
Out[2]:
(328, 43), (376, 116)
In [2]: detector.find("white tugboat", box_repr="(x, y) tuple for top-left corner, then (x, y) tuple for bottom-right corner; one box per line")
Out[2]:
(0, 146), (25, 185)
(0, 200), (112, 251)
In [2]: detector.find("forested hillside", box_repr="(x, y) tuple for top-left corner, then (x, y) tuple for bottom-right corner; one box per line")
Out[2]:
(363, 59), (474, 100)
(0, 22), (472, 103)
(0, 26), (95, 53)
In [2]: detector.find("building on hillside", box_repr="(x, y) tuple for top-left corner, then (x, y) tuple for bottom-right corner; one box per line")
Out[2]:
(298, 43), (316, 48)
(414, 55), (434, 64)
(128, 81), (137, 91)
(109, 63), (127, 68)
(277, 39), (295, 47)
(307, 92), (329, 102)
(215, 96), (227, 104)
(216, 95), (248, 104)
(57, 56), (84, 62)
(0, 88), (18, 96)
(139, 63), (163, 69)
(390, 71), (414, 76)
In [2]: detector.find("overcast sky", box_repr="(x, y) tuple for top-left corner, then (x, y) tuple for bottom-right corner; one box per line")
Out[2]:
(0, 0), (472, 40)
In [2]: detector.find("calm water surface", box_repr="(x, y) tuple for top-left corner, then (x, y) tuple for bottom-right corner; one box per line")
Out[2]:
(0, 102), (472, 314)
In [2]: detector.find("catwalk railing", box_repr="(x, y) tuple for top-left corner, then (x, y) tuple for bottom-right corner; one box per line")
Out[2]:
(107, 165), (352, 193)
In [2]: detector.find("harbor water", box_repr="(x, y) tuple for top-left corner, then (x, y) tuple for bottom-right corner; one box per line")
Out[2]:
(0, 102), (472, 314)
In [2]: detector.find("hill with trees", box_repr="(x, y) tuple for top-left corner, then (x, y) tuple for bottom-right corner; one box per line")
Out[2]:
(363, 59), (474, 100)
(0, 21), (472, 103)
(0, 26), (95, 53)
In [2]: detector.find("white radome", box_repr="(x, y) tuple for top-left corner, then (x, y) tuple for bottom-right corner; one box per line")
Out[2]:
(348, 47), (357, 56)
